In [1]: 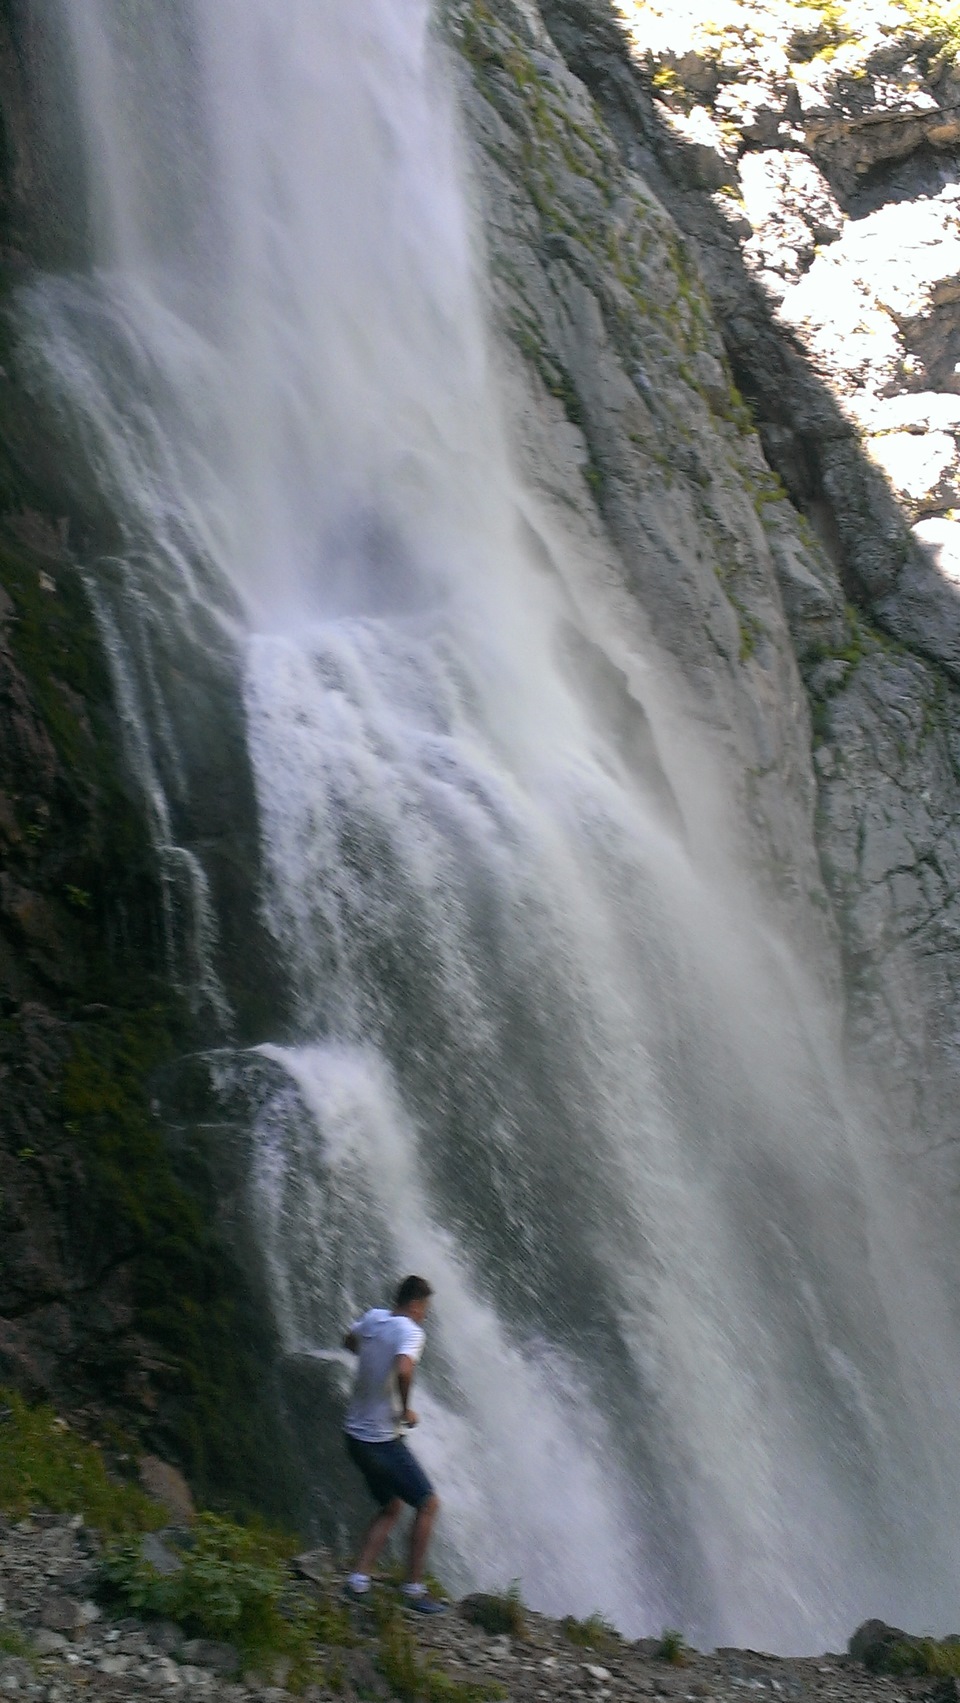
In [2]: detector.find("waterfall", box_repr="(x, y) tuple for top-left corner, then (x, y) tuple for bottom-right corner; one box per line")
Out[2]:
(22, 0), (960, 1650)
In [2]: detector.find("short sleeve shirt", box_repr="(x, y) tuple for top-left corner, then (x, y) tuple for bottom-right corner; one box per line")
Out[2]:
(344, 1308), (426, 1442)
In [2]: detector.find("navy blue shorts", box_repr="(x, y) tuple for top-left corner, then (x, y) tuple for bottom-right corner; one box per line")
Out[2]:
(344, 1432), (435, 1510)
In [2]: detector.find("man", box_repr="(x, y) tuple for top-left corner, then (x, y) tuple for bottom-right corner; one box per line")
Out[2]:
(342, 1274), (444, 1613)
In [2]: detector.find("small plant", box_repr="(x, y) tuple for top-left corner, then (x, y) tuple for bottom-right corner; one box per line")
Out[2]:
(460, 1582), (526, 1638)
(312, 1595), (357, 1649)
(0, 1623), (32, 1658)
(658, 1628), (688, 1665)
(377, 1597), (505, 1703)
(561, 1610), (619, 1650)
(0, 1389), (162, 1533)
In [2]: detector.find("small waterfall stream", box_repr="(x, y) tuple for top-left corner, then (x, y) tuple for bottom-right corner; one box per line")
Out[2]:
(20, 0), (960, 1649)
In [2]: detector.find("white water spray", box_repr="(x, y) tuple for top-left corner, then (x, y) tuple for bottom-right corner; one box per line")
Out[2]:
(23, 0), (960, 1649)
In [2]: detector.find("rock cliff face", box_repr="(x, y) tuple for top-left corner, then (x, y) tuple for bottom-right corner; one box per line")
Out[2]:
(443, 0), (960, 1180)
(0, 5), (298, 1516)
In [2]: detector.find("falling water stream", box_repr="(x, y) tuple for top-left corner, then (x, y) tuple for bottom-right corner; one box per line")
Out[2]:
(21, 0), (960, 1650)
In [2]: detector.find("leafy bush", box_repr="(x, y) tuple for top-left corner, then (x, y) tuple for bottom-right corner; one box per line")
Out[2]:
(658, 1628), (688, 1665)
(560, 1611), (619, 1650)
(0, 1391), (162, 1533)
(101, 1514), (296, 1652)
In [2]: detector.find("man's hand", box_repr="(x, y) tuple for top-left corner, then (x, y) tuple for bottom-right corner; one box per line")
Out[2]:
(401, 1408), (419, 1428)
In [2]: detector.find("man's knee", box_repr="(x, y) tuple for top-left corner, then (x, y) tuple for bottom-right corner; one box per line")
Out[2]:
(384, 1497), (404, 1518)
(419, 1492), (440, 1517)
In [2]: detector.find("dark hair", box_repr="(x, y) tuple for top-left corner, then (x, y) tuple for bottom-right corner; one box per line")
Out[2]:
(394, 1274), (433, 1308)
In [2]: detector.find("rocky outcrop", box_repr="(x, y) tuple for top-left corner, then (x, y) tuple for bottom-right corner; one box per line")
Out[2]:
(445, 0), (846, 985)
(444, 0), (960, 1160)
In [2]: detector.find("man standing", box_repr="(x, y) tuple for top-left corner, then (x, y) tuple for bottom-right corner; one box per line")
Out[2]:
(342, 1274), (445, 1613)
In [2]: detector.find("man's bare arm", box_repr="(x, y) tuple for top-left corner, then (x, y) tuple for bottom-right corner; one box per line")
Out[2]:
(395, 1352), (418, 1425)
(343, 1330), (359, 1353)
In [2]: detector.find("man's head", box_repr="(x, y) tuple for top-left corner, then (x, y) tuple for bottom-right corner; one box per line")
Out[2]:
(394, 1274), (433, 1324)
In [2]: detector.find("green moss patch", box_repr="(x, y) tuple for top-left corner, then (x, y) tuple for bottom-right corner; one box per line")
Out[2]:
(0, 1389), (162, 1531)
(58, 1012), (286, 1515)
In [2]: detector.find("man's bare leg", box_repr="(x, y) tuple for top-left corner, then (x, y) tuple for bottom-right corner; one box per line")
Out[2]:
(356, 1497), (404, 1575)
(406, 1493), (439, 1585)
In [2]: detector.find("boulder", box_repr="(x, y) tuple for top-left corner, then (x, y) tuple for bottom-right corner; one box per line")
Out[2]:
(138, 1456), (195, 1524)
(37, 1596), (86, 1633)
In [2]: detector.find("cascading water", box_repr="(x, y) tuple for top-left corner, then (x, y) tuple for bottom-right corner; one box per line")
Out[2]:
(22, 0), (960, 1650)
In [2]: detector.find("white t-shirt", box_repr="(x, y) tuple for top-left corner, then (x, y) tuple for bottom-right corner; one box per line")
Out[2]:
(344, 1308), (426, 1443)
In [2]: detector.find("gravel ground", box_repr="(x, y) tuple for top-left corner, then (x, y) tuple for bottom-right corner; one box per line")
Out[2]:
(0, 1515), (948, 1703)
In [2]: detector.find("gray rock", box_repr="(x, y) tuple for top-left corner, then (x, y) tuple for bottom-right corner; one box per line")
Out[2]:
(290, 1548), (333, 1585)
(138, 1457), (196, 1525)
(180, 1640), (241, 1676)
(37, 1599), (85, 1634)
(30, 1632), (67, 1656)
(96, 1654), (130, 1676)
(0, 1661), (30, 1696)
(140, 1533), (184, 1576)
(877, 521), (960, 679)
(150, 1621), (186, 1655)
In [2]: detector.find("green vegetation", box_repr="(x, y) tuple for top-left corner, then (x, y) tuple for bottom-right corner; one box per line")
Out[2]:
(0, 1623), (34, 1658)
(460, 1584), (527, 1638)
(879, 1637), (960, 1676)
(375, 1594), (506, 1703)
(657, 1628), (689, 1665)
(101, 1515), (311, 1659)
(560, 1610), (620, 1651)
(0, 1390), (162, 1532)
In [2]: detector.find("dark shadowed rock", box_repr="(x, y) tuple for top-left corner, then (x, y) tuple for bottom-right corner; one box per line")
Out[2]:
(848, 1617), (916, 1670)
(180, 1638), (240, 1675)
